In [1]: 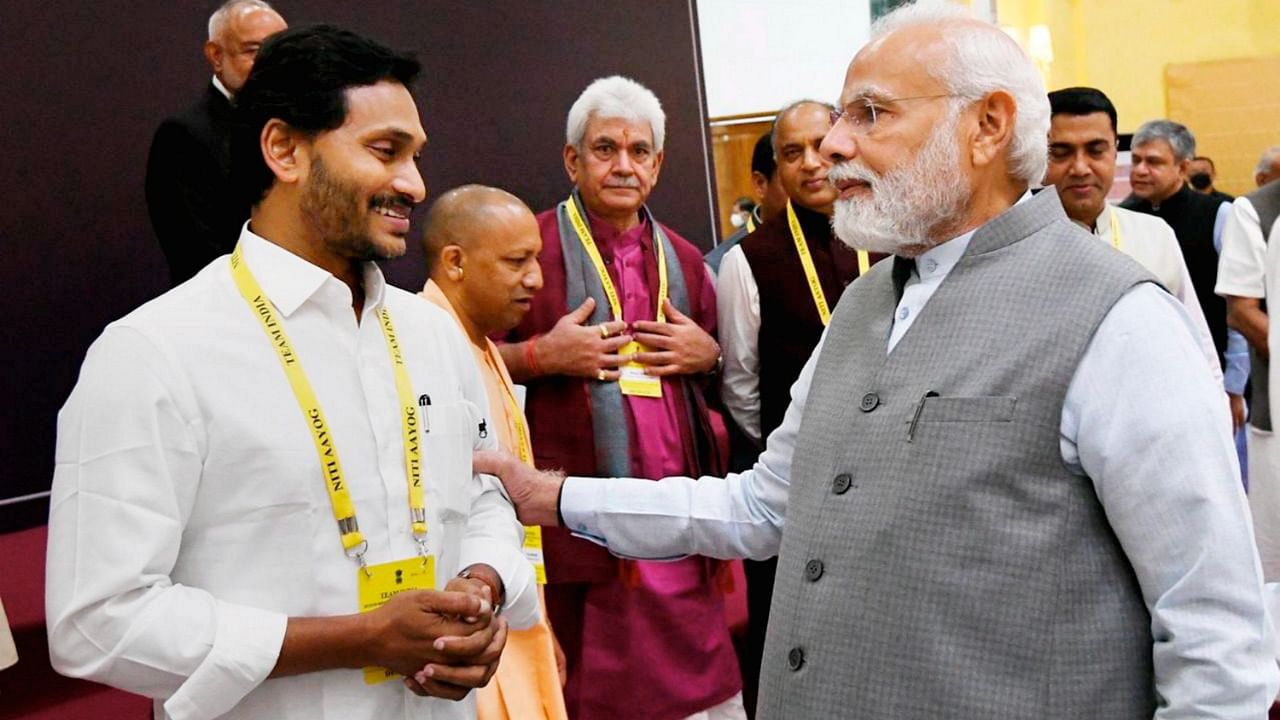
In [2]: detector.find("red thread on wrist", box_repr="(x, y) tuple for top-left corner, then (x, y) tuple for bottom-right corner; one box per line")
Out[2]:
(524, 334), (542, 375)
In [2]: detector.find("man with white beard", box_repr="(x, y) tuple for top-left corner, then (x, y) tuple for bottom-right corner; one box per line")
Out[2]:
(474, 1), (1279, 717)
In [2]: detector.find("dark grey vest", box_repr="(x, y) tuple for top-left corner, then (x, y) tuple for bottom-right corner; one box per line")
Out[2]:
(1244, 182), (1280, 431)
(758, 190), (1157, 719)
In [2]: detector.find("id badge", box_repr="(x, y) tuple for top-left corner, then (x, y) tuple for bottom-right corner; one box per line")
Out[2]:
(357, 555), (436, 685)
(617, 341), (662, 398)
(523, 525), (547, 585)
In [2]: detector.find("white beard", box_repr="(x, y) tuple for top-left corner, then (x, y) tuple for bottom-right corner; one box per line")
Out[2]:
(829, 110), (971, 257)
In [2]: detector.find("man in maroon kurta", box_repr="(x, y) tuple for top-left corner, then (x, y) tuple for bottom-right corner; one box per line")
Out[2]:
(499, 76), (743, 719)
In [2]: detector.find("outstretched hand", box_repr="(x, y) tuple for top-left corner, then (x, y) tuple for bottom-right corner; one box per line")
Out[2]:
(474, 449), (565, 527)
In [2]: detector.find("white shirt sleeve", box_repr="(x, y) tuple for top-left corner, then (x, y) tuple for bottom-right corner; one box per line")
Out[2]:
(559, 329), (826, 561)
(1060, 284), (1279, 719)
(716, 245), (762, 442)
(1216, 197), (1267, 299)
(46, 326), (287, 720)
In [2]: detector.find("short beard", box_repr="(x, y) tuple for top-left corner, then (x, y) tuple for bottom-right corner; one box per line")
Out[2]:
(829, 107), (970, 257)
(300, 155), (402, 263)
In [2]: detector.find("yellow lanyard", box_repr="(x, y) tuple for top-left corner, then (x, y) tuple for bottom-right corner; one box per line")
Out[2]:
(745, 212), (757, 234)
(565, 195), (667, 323)
(1108, 207), (1122, 250)
(786, 200), (868, 326)
(230, 244), (425, 564)
(487, 352), (533, 464)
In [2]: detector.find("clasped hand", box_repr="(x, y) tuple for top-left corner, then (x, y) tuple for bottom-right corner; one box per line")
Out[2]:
(368, 581), (508, 700)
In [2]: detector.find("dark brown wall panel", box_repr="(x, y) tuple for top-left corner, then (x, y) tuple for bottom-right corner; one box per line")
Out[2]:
(0, 1), (713, 531)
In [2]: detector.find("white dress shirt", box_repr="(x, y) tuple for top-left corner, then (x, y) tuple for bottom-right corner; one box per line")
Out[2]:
(46, 226), (537, 720)
(562, 226), (1279, 718)
(716, 245), (763, 442)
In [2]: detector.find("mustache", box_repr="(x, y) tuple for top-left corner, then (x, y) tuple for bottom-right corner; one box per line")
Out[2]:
(370, 192), (416, 214)
(604, 174), (641, 188)
(827, 161), (877, 186)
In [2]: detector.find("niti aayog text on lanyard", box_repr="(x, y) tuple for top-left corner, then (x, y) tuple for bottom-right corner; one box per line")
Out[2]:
(229, 245), (428, 567)
(565, 195), (666, 397)
(786, 200), (869, 326)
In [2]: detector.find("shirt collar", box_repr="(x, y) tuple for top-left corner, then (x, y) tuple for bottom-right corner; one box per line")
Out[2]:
(212, 75), (232, 101)
(236, 223), (388, 318)
(914, 190), (1033, 280)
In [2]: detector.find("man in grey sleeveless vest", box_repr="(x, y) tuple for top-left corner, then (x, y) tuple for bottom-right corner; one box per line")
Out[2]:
(1217, 147), (1280, 612)
(479, 3), (1279, 717)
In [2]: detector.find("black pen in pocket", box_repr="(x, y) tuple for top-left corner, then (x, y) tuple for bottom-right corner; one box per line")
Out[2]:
(907, 390), (939, 442)
(417, 394), (432, 434)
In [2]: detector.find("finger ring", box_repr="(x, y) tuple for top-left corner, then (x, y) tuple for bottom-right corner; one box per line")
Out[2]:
(596, 369), (607, 382)
(599, 324), (610, 339)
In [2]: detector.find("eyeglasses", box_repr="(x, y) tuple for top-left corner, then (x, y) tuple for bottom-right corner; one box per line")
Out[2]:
(829, 94), (954, 135)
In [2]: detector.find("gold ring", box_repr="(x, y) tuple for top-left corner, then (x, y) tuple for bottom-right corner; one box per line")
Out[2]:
(596, 369), (608, 382)
(599, 324), (610, 339)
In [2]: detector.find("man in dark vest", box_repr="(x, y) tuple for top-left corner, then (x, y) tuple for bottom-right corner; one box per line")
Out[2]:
(1121, 119), (1234, 369)
(1217, 148), (1280, 614)
(714, 99), (882, 716)
(145, 0), (286, 286)
(497, 76), (743, 719)
(478, 3), (1279, 718)
(705, 132), (787, 278)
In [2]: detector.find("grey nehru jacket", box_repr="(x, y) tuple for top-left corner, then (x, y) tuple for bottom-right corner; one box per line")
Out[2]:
(758, 190), (1158, 718)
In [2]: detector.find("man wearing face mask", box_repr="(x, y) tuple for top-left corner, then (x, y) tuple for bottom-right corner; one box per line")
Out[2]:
(1190, 156), (1235, 205)
(145, 0), (287, 286)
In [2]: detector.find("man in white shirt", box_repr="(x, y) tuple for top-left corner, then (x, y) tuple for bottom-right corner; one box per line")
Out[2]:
(1042, 86), (1227, 395)
(476, 3), (1277, 718)
(1217, 147), (1280, 594)
(47, 25), (537, 720)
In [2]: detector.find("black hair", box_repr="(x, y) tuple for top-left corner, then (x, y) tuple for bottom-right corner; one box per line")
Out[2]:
(1047, 86), (1118, 134)
(1192, 155), (1216, 171)
(751, 131), (776, 180)
(232, 24), (421, 205)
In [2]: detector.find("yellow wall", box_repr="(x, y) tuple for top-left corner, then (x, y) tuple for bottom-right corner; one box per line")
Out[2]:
(997, 0), (1280, 133)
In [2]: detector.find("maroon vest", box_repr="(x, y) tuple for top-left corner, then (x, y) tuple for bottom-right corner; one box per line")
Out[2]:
(507, 204), (723, 583)
(740, 203), (882, 439)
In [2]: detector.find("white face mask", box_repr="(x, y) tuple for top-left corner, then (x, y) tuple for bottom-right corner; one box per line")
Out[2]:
(729, 213), (746, 228)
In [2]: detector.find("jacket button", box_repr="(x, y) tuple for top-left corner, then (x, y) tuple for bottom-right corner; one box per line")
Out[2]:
(804, 559), (824, 581)
(859, 392), (880, 412)
(788, 646), (805, 671)
(832, 473), (852, 494)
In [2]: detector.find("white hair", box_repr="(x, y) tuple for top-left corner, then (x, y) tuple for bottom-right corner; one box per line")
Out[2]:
(565, 76), (666, 152)
(208, 0), (276, 41)
(1256, 146), (1280, 175)
(870, 0), (1050, 185)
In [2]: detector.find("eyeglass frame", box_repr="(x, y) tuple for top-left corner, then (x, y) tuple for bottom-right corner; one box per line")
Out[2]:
(828, 93), (956, 135)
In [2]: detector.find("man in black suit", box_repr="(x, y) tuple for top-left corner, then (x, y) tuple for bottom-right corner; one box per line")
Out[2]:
(145, 0), (286, 286)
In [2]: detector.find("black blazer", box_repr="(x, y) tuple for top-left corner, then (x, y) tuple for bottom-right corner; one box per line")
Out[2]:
(145, 82), (249, 286)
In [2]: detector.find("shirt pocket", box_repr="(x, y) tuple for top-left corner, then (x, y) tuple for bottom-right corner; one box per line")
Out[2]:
(422, 399), (483, 525)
